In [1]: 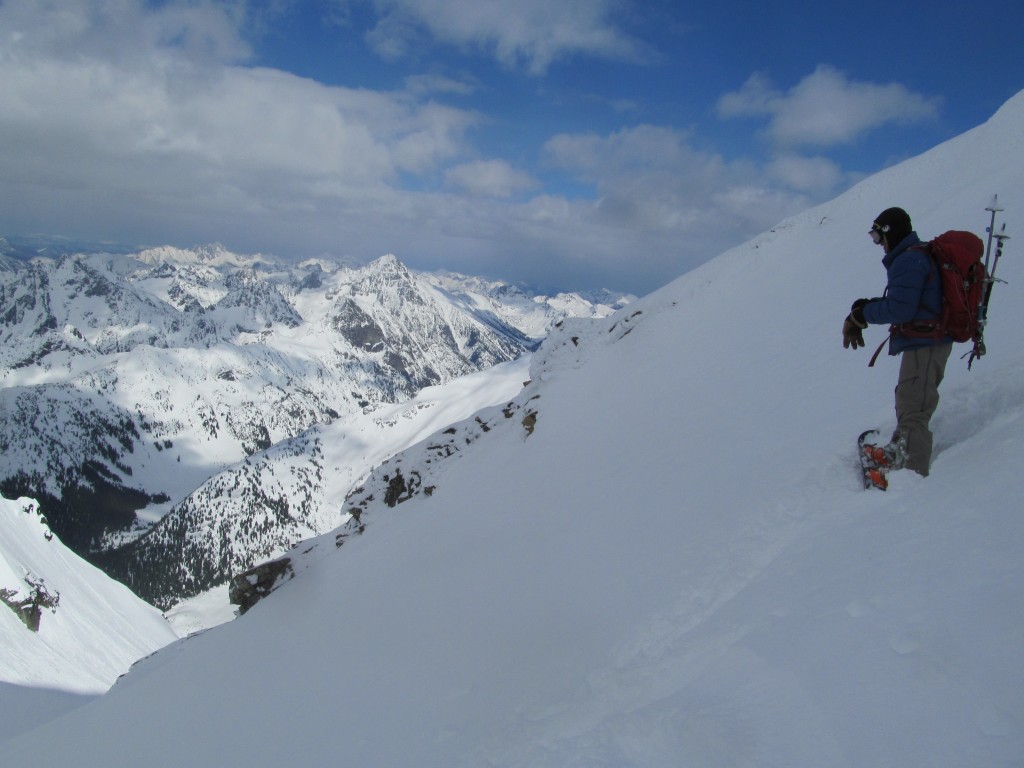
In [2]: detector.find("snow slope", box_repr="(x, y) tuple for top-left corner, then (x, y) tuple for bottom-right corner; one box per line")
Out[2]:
(117, 354), (533, 612)
(3, 92), (1023, 766)
(0, 496), (177, 693)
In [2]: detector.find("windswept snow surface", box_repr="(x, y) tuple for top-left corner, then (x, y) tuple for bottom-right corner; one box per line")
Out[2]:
(4, 92), (1024, 766)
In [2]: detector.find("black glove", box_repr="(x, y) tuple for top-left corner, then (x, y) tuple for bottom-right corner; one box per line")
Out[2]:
(849, 298), (869, 327)
(843, 299), (869, 350)
(843, 316), (865, 349)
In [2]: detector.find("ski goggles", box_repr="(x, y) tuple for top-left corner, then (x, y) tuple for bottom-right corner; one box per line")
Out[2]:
(869, 223), (888, 244)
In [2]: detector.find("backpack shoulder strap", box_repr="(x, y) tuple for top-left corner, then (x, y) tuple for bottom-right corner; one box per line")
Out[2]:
(907, 241), (940, 288)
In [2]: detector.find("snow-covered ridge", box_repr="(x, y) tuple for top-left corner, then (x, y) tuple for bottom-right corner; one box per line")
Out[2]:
(100, 356), (532, 610)
(133, 243), (277, 270)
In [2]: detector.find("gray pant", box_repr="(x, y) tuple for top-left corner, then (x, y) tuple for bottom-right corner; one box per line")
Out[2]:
(894, 343), (953, 475)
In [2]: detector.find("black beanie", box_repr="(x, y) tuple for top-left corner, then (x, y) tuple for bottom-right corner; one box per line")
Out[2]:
(873, 207), (912, 247)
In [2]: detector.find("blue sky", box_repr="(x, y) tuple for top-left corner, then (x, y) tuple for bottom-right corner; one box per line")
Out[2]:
(0, 0), (1020, 295)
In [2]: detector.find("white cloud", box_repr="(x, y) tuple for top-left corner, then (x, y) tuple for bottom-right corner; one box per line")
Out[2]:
(444, 160), (538, 198)
(359, 0), (642, 74)
(718, 65), (942, 148)
(766, 154), (844, 193)
(543, 124), (780, 223)
(530, 124), (815, 285)
(0, 57), (474, 189)
(0, 0), (253, 65)
(0, 1), (480, 216)
(403, 72), (478, 96)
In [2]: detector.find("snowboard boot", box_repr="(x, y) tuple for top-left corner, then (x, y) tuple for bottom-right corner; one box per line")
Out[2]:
(861, 436), (907, 491)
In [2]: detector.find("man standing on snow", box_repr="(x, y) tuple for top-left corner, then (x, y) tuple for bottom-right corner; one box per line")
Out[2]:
(842, 207), (953, 477)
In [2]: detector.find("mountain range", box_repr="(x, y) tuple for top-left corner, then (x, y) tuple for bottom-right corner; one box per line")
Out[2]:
(0, 246), (630, 607)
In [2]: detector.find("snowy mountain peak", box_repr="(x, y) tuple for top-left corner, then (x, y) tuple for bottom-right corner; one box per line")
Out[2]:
(356, 253), (418, 299)
(371, 252), (402, 269)
(135, 243), (277, 270)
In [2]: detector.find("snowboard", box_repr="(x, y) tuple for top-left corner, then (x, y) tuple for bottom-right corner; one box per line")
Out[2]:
(858, 429), (888, 491)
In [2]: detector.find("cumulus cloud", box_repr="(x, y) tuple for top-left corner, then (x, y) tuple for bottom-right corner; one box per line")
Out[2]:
(0, 0), (253, 65)
(404, 72), (478, 96)
(444, 160), (538, 198)
(0, 0), (483, 246)
(765, 154), (844, 194)
(543, 124), (795, 228)
(358, 0), (643, 74)
(718, 65), (942, 148)
(526, 124), (815, 286)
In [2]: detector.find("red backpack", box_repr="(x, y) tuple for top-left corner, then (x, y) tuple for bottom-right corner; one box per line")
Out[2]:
(902, 230), (987, 343)
(869, 230), (988, 368)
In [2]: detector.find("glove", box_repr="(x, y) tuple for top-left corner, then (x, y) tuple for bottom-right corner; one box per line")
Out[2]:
(849, 298), (869, 327)
(843, 316), (865, 349)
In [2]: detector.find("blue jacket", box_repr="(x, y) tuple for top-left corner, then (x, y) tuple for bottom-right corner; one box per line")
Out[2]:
(862, 232), (952, 355)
